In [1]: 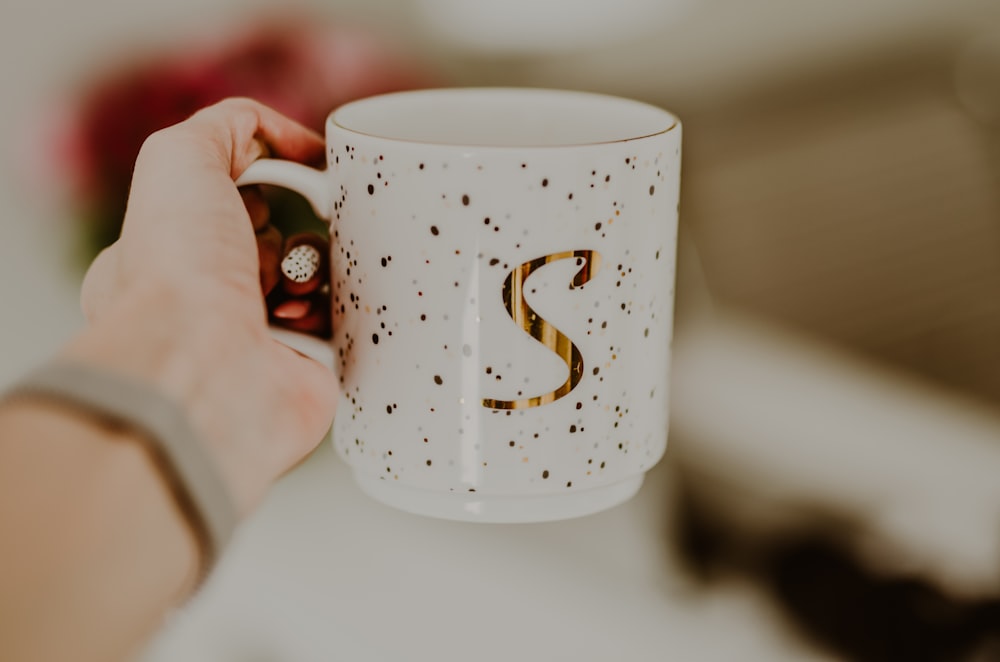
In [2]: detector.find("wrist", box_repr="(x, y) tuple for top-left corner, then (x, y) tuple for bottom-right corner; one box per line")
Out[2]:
(62, 271), (337, 518)
(63, 278), (264, 512)
(66, 278), (253, 411)
(0, 398), (199, 661)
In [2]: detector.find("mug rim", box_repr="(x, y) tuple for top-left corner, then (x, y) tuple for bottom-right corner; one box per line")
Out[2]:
(327, 87), (679, 149)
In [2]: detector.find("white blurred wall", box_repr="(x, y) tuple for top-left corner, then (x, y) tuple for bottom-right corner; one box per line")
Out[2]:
(1, 0), (996, 387)
(0, 0), (399, 387)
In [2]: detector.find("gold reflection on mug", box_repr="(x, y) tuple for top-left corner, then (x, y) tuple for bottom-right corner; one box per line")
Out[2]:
(482, 250), (602, 410)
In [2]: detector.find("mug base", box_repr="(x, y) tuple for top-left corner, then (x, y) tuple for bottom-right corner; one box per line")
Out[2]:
(352, 473), (644, 523)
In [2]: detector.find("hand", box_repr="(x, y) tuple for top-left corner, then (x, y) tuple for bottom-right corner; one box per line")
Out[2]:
(70, 97), (338, 514)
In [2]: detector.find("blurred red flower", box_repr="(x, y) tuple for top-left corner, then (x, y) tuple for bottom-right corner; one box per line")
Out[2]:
(49, 15), (439, 258)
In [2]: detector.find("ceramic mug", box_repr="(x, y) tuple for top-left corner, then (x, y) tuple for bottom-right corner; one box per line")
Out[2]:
(238, 87), (681, 522)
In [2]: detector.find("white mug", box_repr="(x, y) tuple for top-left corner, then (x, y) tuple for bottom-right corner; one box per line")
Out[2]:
(238, 87), (681, 522)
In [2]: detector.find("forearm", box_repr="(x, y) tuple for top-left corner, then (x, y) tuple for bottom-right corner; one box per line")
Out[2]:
(0, 99), (338, 661)
(0, 280), (241, 660)
(0, 397), (198, 662)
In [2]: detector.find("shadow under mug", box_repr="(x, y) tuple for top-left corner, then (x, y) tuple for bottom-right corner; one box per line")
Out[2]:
(238, 87), (681, 523)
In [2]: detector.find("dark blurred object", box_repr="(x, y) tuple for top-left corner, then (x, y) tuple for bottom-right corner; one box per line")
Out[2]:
(661, 12), (1000, 659)
(668, 310), (1000, 660)
(44, 13), (437, 260)
(680, 23), (1000, 405)
(673, 478), (1000, 662)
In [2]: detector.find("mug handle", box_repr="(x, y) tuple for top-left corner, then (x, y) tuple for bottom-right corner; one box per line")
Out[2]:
(237, 159), (335, 368)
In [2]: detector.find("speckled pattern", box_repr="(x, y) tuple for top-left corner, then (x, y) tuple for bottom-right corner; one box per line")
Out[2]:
(281, 244), (322, 283)
(324, 93), (681, 511)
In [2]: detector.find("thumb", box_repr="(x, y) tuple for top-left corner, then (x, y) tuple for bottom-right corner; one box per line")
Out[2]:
(268, 341), (340, 461)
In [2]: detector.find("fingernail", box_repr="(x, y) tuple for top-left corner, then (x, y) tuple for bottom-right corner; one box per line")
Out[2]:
(281, 244), (322, 283)
(272, 299), (313, 320)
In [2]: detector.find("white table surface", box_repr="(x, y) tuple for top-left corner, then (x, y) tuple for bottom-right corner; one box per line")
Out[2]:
(139, 441), (828, 662)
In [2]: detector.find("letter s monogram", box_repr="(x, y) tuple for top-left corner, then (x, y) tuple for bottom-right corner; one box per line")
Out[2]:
(482, 250), (602, 410)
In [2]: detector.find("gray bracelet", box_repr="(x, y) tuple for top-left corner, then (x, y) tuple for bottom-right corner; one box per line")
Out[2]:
(3, 360), (239, 580)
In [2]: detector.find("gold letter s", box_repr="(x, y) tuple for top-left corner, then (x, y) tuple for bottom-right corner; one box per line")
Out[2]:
(482, 250), (602, 410)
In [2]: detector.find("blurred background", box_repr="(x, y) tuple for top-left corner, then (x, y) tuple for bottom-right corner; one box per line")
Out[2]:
(2, 0), (1000, 660)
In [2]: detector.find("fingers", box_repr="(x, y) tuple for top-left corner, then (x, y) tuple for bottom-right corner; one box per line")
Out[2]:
(246, 184), (283, 297)
(267, 233), (332, 338)
(122, 99), (324, 279)
(240, 187), (271, 232)
(131, 98), (324, 220)
(257, 223), (329, 309)
(256, 224), (283, 297)
(271, 293), (332, 337)
(186, 97), (326, 178)
(272, 299), (313, 320)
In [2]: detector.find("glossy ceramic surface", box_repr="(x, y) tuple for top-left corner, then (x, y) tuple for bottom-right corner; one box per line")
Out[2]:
(239, 88), (681, 521)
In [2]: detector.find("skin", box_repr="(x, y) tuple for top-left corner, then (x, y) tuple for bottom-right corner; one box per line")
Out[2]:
(0, 98), (338, 662)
